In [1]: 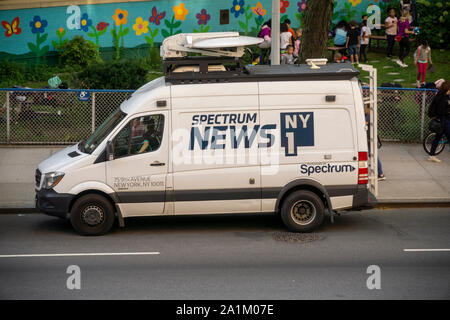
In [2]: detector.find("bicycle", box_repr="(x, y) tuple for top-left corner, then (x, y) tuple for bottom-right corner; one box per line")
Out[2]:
(423, 132), (448, 155)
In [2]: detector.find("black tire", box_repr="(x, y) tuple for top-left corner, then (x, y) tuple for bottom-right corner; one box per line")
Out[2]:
(423, 132), (445, 155)
(70, 194), (115, 236)
(280, 190), (325, 233)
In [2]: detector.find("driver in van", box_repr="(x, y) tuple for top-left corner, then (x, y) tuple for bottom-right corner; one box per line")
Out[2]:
(137, 118), (160, 153)
(131, 117), (145, 138)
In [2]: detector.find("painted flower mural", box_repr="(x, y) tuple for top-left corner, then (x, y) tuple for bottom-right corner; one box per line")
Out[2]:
(194, 9), (211, 33)
(297, 0), (307, 12)
(196, 9), (211, 25)
(97, 22), (109, 32)
(296, 0), (307, 27)
(252, 1), (267, 16)
(252, 1), (266, 33)
(28, 15), (49, 62)
(348, 0), (362, 7)
(111, 9), (130, 59)
(149, 6), (166, 26)
(231, 0), (246, 18)
(30, 15), (47, 34)
(113, 8), (128, 26)
(173, 2), (189, 21)
(80, 13), (92, 32)
(87, 22), (109, 47)
(51, 27), (68, 63)
(133, 17), (149, 36)
(280, 0), (290, 13)
(2, 17), (22, 37)
(162, 2), (188, 38)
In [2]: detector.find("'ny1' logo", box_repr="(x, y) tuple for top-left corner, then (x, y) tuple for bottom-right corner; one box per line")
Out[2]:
(280, 112), (314, 157)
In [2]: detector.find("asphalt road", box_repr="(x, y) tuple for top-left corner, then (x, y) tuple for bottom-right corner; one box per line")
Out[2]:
(0, 208), (449, 300)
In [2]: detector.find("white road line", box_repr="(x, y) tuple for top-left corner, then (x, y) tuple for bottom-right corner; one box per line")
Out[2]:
(0, 252), (160, 258)
(404, 249), (450, 252)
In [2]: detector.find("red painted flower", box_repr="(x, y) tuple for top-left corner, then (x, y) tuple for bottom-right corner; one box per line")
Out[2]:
(280, 0), (290, 13)
(96, 22), (109, 31)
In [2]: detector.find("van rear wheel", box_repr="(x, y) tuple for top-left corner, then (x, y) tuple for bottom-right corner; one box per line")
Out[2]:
(281, 190), (325, 232)
(70, 194), (115, 236)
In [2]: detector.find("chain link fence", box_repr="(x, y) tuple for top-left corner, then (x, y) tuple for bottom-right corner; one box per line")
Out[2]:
(363, 87), (437, 143)
(0, 87), (437, 145)
(0, 88), (133, 145)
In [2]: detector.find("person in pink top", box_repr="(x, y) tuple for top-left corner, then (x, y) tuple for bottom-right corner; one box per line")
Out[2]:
(384, 8), (398, 58)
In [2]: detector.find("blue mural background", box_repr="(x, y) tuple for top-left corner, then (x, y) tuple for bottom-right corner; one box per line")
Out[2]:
(0, 0), (378, 59)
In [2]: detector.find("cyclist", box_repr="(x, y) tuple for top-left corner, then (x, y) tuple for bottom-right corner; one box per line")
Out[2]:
(428, 81), (450, 163)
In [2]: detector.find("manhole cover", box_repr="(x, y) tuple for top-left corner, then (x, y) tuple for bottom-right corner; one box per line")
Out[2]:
(271, 231), (321, 243)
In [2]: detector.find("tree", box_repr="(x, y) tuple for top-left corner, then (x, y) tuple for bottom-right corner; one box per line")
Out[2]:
(299, 0), (334, 63)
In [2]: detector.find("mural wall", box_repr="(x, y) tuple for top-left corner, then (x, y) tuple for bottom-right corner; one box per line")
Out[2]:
(0, 0), (380, 63)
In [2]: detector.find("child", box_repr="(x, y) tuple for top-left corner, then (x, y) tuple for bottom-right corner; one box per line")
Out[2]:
(293, 28), (302, 58)
(414, 39), (433, 87)
(396, 12), (413, 68)
(359, 20), (371, 63)
(333, 52), (348, 63)
(280, 22), (292, 54)
(346, 20), (360, 64)
(281, 45), (294, 64)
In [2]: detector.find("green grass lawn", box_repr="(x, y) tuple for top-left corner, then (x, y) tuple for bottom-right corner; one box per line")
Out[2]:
(356, 47), (448, 87)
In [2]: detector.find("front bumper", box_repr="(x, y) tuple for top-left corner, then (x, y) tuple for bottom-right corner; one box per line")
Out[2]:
(35, 188), (74, 218)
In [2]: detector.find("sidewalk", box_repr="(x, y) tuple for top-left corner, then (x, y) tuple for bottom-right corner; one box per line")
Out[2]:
(376, 143), (450, 203)
(0, 143), (449, 210)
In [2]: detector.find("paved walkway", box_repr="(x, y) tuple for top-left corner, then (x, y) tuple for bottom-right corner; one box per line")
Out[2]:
(377, 143), (450, 203)
(0, 144), (449, 209)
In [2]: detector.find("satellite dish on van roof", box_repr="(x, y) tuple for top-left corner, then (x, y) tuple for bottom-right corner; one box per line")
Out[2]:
(192, 36), (263, 49)
(160, 32), (263, 59)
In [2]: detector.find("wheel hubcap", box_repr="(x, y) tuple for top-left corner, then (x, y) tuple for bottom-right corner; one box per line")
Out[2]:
(82, 205), (104, 226)
(290, 200), (316, 225)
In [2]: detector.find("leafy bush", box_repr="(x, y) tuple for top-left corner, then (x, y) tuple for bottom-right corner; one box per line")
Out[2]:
(61, 35), (100, 68)
(416, 0), (449, 49)
(76, 59), (150, 89)
(0, 61), (26, 87)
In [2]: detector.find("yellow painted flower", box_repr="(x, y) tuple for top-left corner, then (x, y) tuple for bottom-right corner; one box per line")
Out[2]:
(348, 0), (362, 7)
(132, 17), (149, 36)
(112, 8), (128, 26)
(173, 2), (188, 21)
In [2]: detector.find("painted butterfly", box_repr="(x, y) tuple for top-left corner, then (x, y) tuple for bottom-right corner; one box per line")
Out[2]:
(149, 6), (166, 26)
(2, 17), (21, 37)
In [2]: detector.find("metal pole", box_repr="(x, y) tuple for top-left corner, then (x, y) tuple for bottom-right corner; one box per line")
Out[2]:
(6, 91), (10, 144)
(91, 92), (96, 133)
(271, 0), (280, 65)
(373, 68), (378, 197)
(420, 91), (426, 142)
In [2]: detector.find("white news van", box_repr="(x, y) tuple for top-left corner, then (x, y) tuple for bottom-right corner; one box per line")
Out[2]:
(35, 33), (373, 236)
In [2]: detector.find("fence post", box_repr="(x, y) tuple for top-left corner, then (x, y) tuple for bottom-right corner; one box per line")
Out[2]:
(420, 91), (426, 142)
(91, 92), (96, 133)
(6, 91), (10, 144)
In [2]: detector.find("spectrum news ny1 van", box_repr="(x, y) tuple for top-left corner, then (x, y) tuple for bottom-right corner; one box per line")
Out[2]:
(35, 32), (378, 236)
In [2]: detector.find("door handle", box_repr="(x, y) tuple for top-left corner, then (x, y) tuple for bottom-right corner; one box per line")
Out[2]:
(150, 161), (165, 166)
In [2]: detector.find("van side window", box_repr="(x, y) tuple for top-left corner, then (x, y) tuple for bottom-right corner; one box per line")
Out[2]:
(113, 114), (164, 158)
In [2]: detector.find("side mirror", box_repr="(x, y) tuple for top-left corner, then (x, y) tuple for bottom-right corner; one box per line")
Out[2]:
(106, 141), (114, 161)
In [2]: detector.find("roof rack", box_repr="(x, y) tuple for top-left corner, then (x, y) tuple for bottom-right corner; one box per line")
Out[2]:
(160, 33), (360, 85)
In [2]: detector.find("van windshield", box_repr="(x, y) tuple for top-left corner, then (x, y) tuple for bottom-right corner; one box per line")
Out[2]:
(79, 108), (127, 154)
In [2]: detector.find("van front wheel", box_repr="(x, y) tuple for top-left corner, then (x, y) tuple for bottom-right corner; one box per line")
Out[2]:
(70, 194), (115, 236)
(281, 190), (325, 232)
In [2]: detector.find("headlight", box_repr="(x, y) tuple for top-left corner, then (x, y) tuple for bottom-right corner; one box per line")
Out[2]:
(42, 172), (65, 189)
